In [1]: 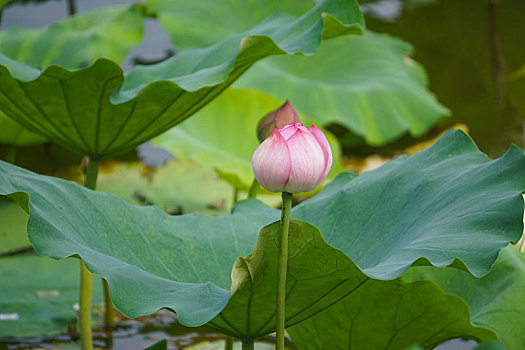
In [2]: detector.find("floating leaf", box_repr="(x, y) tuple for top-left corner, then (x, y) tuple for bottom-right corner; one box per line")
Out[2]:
(404, 246), (525, 350)
(0, 130), (523, 339)
(94, 160), (234, 216)
(0, 255), (103, 338)
(234, 31), (450, 146)
(0, 4), (144, 69)
(154, 88), (343, 191)
(0, 0), (364, 157)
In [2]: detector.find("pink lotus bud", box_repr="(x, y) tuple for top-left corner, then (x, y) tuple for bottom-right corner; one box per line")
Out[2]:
(252, 123), (332, 193)
(256, 100), (301, 143)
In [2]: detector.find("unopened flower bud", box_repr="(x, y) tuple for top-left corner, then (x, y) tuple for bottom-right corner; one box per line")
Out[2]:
(252, 123), (332, 193)
(256, 100), (301, 143)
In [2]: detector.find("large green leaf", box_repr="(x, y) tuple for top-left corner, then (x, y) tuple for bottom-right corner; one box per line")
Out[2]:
(0, 130), (523, 339)
(143, 0), (447, 147)
(154, 88), (344, 191)
(208, 220), (369, 338)
(0, 112), (45, 146)
(287, 276), (495, 349)
(0, 254), (103, 338)
(292, 130), (525, 279)
(404, 246), (525, 350)
(234, 31), (450, 146)
(143, 0), (315, 49)
(0, 4), (144, 69)
(0, 0), (364, 157)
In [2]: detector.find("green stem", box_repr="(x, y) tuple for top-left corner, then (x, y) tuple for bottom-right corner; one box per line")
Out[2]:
(79, 260), (93, 350)
(102, 279), (115, 328)
(84, 158), (100, 191)
(276, 192), (292, 350)
(233, 188), (239, 205)
(247, 178), (260, 199)
(225, 336), (234, 350)
(241, 338), (255, 350)
(79, 157), (100, 350)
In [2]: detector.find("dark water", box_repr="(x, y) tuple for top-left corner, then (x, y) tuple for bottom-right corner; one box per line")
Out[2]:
(2, 0), (522, 349)
(362, 0), (525, 157)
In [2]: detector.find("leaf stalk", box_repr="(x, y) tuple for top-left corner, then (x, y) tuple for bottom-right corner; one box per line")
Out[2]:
(79, 157), (100, 350)
(276, 191), (292, 350)
(247, 178), (260, 199)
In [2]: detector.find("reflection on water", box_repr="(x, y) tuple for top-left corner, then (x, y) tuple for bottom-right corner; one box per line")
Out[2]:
(363, 0), (525, 157)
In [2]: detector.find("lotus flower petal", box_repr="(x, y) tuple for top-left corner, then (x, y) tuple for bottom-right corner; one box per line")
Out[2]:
(309, 125), (332, 185)
(284, 127), (325, 193)
(252, 130), (292, 192)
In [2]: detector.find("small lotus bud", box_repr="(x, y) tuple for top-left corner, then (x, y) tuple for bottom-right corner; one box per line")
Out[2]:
(252, 123), (332, 193)
(256, 100), (301, 143)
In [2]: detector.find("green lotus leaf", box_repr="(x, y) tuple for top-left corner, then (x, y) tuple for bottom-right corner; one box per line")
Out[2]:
(154, 88), (344, 191)
(208, 220), (369, 338)
(0, 254), (103, 338)
(234, 31), (450, 146)
(287, 277), (495, 349)
(0, 112), (46, 146)
(0, 197), (30, 254)
(292, 130), (525, 279)
(0, 130), (523, 338)
(143, 0), (315, 49)
(0, 4), (144, 69)
(0, 0), (364, 157)
(404, 246), (525, 350)
(474, 340), (509, 350)
(142, 0), (447, 147)
(0, 4), (145, 147)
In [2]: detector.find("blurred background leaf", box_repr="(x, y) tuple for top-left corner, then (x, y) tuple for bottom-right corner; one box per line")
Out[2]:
(154, 88), (343, 192)
(235, 31), (450, 147)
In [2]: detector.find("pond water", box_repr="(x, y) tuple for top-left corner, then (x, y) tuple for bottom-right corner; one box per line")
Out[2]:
(1, 0), (523, 349)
